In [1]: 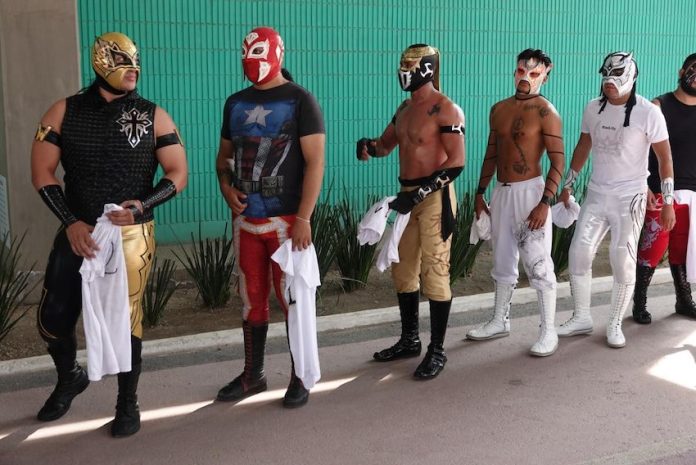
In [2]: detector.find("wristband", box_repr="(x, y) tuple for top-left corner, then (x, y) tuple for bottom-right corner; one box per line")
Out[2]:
(661, 177), (674, 206)
(38, 185), (78, 227)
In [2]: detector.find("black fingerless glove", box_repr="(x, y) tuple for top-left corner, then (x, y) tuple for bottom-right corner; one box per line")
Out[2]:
(356, 138), (376, 160)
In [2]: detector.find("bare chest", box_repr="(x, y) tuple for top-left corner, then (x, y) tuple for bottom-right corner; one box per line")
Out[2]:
(395, 103), (440, 146)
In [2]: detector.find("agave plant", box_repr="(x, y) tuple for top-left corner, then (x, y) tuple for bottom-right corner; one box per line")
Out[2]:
(142, 257), (177, 328)
(0, 232), (37, 343)
(334, 195), (378, 292)
(311, 200), (338, 283)
(173, 224), (235, 309)
(450, 192), (485, 284)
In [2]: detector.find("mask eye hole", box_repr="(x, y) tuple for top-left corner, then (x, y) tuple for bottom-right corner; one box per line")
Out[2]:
(400, 59), (418, 71)
(246, 41), (269, 59)
(529, 71), (540, 79)
(111, 50), (134, 67)
(610, 68), (624, 77)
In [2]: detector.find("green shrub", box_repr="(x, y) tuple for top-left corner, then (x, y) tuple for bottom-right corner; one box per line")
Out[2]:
(142, 257), (177, 327)
(450, 192), (485, 284)
(174, 225), (235, 308)
(311, 201), (339, 283)
(335, 196), (377, 292)
(0, 232), (37, 343)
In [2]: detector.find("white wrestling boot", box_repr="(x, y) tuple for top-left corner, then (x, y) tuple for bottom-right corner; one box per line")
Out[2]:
(530, 288), (558, 357)
(606, 283), (634, 348)
(558, 274), (594, 337)
(467, 282), (514, 340)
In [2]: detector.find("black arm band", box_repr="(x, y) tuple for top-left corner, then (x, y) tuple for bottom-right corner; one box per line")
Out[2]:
(540, 195), (552, 206)
(38, 185), (78, 227)
(141, 178), (177, 213)
(34, 124), (62, 148)
(476, 186), (486, 195)
(155, 130), (184, 149)
(439, 124), (465, 135)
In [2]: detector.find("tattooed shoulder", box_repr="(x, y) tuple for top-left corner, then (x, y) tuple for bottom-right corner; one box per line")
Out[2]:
(427, 103), (441, 116)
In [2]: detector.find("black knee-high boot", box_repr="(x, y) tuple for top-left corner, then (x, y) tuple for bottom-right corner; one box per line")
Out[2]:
(632, 265), (655, 324)
(112, 336), (142, 437)
(283, 323), (309, 408)
(217, 321), (268, 401)
(373, 291), (421, 361)
(671, 265), (696, 318)
(37, 335), (90, 421)
(414, 300), (451, 380)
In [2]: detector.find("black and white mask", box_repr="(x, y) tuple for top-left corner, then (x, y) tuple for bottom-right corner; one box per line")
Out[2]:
(599, 52), (637, 98)
(397, 45), (439, 92)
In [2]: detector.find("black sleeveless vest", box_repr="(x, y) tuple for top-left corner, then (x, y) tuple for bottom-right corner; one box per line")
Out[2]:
(60, 87), (158, 225)
(648, 92), (696, 193)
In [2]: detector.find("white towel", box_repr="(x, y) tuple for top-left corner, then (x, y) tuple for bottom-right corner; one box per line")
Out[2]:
(469, 212), (492, 244)
(376, 212), (411, 272)
(79, 204), (131, 381)
(551, 196), (581, 228)
(271, 240), (321, 389)
(357, 196), (396, 245)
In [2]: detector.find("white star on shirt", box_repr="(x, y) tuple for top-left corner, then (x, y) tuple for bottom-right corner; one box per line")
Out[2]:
(244, 105), (273, 126)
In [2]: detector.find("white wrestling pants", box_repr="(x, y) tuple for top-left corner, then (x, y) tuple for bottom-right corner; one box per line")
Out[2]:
(569, 188), (646, 284)
(490, 176), (556, 291)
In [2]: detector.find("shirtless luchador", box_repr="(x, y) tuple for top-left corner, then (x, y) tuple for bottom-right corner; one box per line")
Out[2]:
(357, 44), (465, 379)
(466, 48), (565, 357)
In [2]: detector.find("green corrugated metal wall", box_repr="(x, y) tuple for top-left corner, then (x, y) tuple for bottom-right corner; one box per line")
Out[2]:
(76, 0), (696, 243)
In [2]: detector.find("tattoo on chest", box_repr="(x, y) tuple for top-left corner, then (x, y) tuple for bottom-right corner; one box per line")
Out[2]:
(523, 104), (550, 118)
(511, 117), (530, 175)
(427, 104), (441, 116)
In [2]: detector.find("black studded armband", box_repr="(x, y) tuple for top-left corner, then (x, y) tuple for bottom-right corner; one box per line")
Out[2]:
(38, 185), (78, 227)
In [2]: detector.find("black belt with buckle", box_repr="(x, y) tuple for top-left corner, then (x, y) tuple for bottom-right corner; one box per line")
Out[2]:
(235, 176), (284, 197)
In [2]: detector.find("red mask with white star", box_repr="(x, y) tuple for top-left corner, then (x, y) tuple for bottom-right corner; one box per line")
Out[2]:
(242, 27), (284, 85)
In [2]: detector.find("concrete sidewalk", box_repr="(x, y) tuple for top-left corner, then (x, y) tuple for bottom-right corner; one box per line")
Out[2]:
(2, 269), (696, 465)
(0, 268), (675, 377)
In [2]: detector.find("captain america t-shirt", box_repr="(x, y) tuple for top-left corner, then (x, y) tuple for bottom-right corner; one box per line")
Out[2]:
(220, 82), (324, 218)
